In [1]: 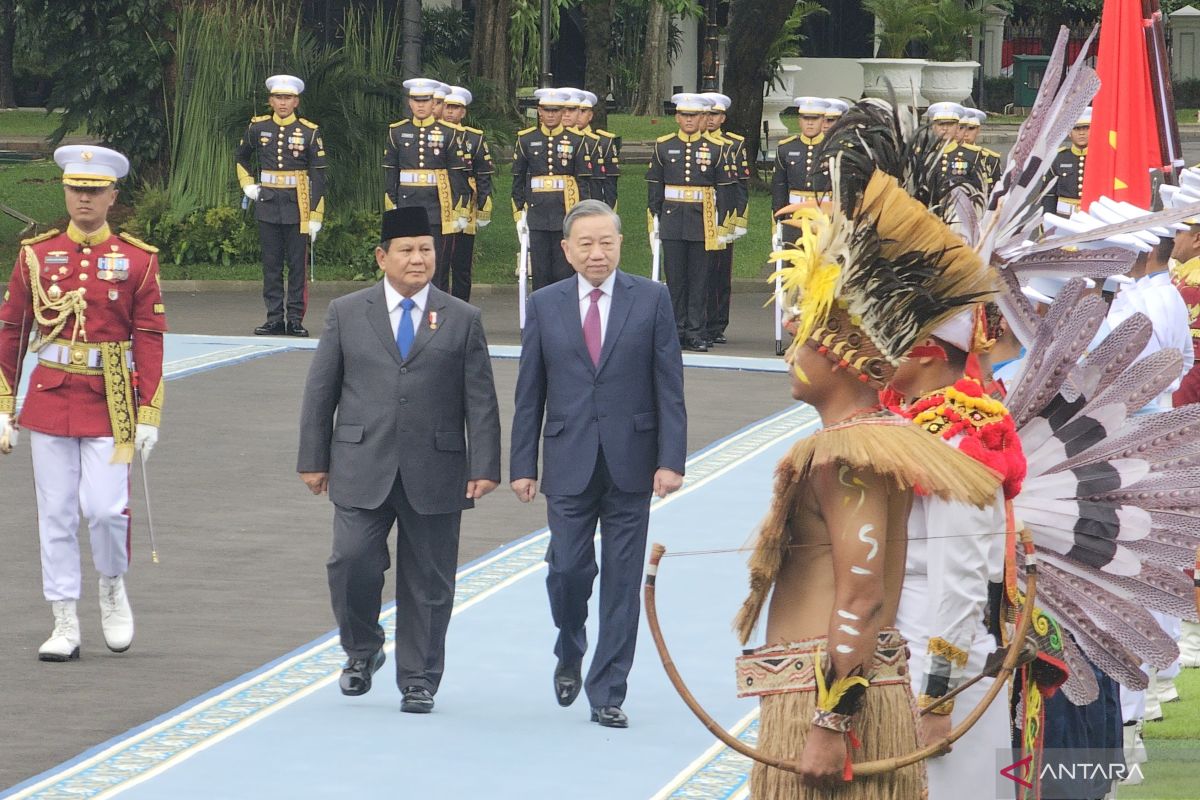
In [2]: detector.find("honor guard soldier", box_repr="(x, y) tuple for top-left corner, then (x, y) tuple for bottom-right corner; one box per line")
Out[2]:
(927, 102), (984, 191)
(647, 93), (734, 352)
(701, 91), (748, 346)
(235, 74), (326, 337)
(823, 98), (849, 133)
(440, 86), (494, 301)
(571, 89), (621, 208)
(384, 77), (472, 294)
(1043, 107), (1091, 215)
(0, 146), (166, 662)
(771, 97), (833, 215)
(960, 108), (1003, 190)
(512, 87), (594, 289)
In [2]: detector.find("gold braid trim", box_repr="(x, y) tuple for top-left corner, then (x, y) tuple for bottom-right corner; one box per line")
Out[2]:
(24, 245), (87, 351)
(138, 380), (163, 426)
(562, 176), (581, 218)
(435, 170), (456, 234)
(297, 173), (311, 234)
(918, 693), (955, 715)
(928, 636), (969, 668)
(100, 341), (136, 464)
(734, 411), (1001, 643)
(702, 186), (722, 251)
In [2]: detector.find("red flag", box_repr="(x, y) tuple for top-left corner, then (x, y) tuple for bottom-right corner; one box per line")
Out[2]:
(1080, 0), (1160, 208)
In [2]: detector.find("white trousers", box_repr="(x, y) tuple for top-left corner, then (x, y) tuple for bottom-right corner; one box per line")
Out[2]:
(30, 432), (131, 601)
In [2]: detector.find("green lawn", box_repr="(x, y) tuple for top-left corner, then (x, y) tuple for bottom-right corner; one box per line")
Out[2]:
(0, 160), (780, 286)
(1117, 669), (1200, 799)
(0, 109), (85, 137)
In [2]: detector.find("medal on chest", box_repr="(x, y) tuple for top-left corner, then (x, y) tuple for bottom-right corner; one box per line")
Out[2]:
(696, 145), (711, 168)
(429, 128), (444, 155)
(288, 130), (306, 157)
(557, 138), (574, 167)
(97, 250), (130, 282)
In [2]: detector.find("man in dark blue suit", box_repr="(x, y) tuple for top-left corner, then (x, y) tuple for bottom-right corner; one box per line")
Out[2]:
(510, 199), (687, 728)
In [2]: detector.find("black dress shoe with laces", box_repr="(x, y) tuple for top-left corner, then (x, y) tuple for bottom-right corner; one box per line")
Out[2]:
(339, 649), (386, 696)
(287, 320), (309, 338)
(400, 686), (435, 714)
(590, 705), (629, 728)
(683, 338), (708, 353)
(254, 320), (287, 336)
(554, 661), (583, 707)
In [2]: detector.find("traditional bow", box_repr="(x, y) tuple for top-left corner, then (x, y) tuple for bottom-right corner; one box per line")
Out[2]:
(643, 529), (1039, 778)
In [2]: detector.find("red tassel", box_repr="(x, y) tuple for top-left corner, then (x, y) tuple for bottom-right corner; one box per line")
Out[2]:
(843, 729), (862, 781)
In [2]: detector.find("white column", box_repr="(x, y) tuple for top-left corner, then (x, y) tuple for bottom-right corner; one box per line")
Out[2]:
(982, 5), (1009, 78)
(1170, 6), (1200, 81)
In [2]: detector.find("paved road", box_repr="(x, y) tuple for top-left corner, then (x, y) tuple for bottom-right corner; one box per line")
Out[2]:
(0, 286), (797, 790)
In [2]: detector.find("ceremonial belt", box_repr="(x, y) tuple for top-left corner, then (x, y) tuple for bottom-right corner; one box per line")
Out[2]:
(38, 339), (132, 375)
(735, 627), (910, 699)
(789, 190), (830, 204)
(399, 169), (445, 186)
(530, 176), (571, 192)
(664, 185), (707, 202)
(259, 170), (312, 234)
(1056, 197), (1081, 215)
(260, 170), (305, 187)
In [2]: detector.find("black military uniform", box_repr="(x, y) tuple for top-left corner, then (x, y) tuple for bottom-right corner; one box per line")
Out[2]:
(580, 126), (620, 207)
(647, 96), (734, 351)
(235, 78), (326, 336)
(383, 96), (470, 292)
(771, 133), (831, 213)
(1043, 144), (1087, 215)
(939, 141), (986, 191)
(706, 110), (749, 345)
(443, 114), (494, 302)
(512, 112), (593, 290)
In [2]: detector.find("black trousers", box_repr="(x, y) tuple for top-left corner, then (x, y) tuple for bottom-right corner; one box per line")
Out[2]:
(706, 244), (733, 338)
(544, 450), (652, 708)
(529, 229), (572, 291)
(662, 239), (711, 341)
(327, 471), (461, 694)
(438, 232), (474, 301)
(258, 220), (308, 324)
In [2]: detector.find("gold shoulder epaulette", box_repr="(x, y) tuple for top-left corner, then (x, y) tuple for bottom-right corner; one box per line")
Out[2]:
(583, 129), (600, 140)
(20, 228), (59, 246)
(464, 125), (483, 135)
(961, 142), (982, 152)
(655, 132), (676, 143)
(982, 147), (1000, 158)
(1057, 145), (1070, 153)
(778, 135), (798, 145)
(299, 118), (319, 130)
(389, 119), (411, 128)
(250, 114), (270, 123)
(517, 125), (537, 136)
(725, 131), (745, 142)
(596, 129), (616, 139)
(118, 232), (159, 253)
(443, 121), (464, 131)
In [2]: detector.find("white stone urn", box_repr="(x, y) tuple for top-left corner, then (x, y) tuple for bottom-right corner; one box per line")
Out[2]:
(920, 60), (980, 105)
(762, 63), (803, 138)
(857, 58), (928, 105)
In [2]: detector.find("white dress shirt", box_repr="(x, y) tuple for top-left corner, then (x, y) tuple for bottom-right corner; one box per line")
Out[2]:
(384, 280), (431, 342)
(577, 271), (616, 344)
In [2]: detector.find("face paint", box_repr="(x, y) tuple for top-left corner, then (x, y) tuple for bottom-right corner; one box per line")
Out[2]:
(857, 524), (880, 561)
(836, 644), (854, 654)
(838, 624), (861, 636)
(850, 566), (872, 576)
(837, 609), (860, 620)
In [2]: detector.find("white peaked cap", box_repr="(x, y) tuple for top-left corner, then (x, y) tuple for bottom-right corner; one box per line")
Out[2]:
(55, 145), (129, 187)
(794, 96), (829, 114)
(444, 86), (472, 106)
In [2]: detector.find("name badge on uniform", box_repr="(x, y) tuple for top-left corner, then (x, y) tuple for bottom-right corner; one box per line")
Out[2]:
(667, 149), (681, 155)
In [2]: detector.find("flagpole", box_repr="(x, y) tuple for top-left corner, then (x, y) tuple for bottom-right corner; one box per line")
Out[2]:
(1143, 0), (1183, 184)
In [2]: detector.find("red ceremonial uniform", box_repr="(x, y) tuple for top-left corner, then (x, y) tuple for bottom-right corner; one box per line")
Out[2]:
(0, 223), (167, 439)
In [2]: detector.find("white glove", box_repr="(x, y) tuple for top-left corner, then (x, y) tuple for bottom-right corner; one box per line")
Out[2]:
(516, 212), (529, 239)
(0, 412), (17, 453)
(734, 226), (748, 239)
(135, 424), (158, 460)
(453, 215), (469, 232)
(309, 220), (322, 241)
(243, 184), (261, 202)
(476, 218), (491, 229)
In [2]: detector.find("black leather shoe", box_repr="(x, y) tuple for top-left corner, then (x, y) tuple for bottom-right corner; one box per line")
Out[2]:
(554, 661), (583, 707)
(713, 333), (728, 345)
(590, 705), (629, 728)
(400, 685), (435, 714)
(254, 320), (286, 336)
(338, 649), (385, 696)
(683, 339), (708, 353)
(287, 321), (309, 337)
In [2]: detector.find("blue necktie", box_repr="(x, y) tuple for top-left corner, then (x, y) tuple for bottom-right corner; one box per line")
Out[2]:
(396, 298), (416, 359)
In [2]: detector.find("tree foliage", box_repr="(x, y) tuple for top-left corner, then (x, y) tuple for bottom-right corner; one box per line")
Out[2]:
(35, 0), (174, 179)
(861, 0), (934, 59)
(926, 0), (986, 62)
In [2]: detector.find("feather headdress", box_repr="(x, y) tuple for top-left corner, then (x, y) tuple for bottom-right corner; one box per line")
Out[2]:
(771, 101), (995, 385)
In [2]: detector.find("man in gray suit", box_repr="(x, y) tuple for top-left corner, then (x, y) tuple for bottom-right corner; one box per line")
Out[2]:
(510, 199), (687, 728)
(297, 206), (501, 714)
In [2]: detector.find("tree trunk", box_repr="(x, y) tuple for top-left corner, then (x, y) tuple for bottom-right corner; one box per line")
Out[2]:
(582, 0), (616, 129)
(469, 0), (512, 104)
(631, 0), (668, 116)
(0, 0), (15, 108)
(401, 0), (422, 78)
(723, 0), (795, 172)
